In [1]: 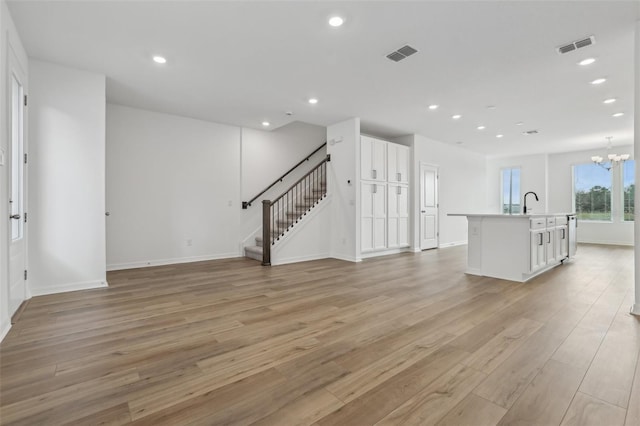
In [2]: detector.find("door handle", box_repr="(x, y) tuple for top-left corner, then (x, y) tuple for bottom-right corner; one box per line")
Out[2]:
(421, 210), (426, 213)
(10, 214), (20, 220)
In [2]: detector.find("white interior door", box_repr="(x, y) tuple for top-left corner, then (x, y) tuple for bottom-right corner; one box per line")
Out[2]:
(8, 51), (27, 318)
(420, 163), (438, 250)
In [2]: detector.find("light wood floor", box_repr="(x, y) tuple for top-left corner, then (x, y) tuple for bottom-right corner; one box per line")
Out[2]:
(1, 244), (638, 425)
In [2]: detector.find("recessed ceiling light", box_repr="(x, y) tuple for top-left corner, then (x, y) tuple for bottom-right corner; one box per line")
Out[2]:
(578, 58), (596, 66)
(516, 122), (524, 126)
(591, 78), (606, 85)
(456, 141), (463, 145)
(486, 105), (497, 110)
(477, 126), (486, 130)
(308, 98), (318, 104)
(452, 114), (462, 120)
(496, 134), (504, 138)
(152, 55), (167, 64)
(328, 16), (344, 27)
(603, 98), (616, 104)
(428, 104), (439, 110)
(612, 112), (624, 117)
(262, 121), (270, 127)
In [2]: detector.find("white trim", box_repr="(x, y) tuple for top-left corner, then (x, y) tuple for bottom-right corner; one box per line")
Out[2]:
(330, 254), (362, 263)
(30, 280), (108, 297)
(271, 253), (331, 266)
(106, 252), (242, 271)
(438, 240), (467, 248)
(631, 304), (640, 316)
(0, 319), (12, 343)
(576, 239), (634, 247)
(361, 247), (411, 259)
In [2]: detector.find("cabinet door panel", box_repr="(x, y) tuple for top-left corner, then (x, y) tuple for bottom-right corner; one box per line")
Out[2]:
(373, 184), (386, 217)
(373, 218), (387, 250)
(388, 217), (399, 248)
(397, 145), (409, 183)
(530, 230), (546, 272)
(361, 218), (373, 252)
(361, 137), (373, 180)
(398, 217), (409, 246)
(388, 144), (398, 183)
(372, 139), (387, 181)
(545, 229), (555, 263)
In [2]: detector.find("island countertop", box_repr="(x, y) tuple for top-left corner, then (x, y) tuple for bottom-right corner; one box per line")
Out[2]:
(448, 213), (575, 218)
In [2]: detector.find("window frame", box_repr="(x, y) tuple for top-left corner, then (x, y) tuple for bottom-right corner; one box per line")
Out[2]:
(572, 162), (614, 223)
(622, 159), (635, 222)
(500, 166), (521, 215)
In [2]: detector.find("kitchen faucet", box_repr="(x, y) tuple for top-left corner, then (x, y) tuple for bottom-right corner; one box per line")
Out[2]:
(523, 191), (538, 214)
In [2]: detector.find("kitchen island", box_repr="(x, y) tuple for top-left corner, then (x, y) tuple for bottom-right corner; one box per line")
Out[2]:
(449, 213), (576, 282)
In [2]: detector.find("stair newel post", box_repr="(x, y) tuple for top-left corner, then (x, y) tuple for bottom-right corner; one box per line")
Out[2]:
(262, 200), (272, 266)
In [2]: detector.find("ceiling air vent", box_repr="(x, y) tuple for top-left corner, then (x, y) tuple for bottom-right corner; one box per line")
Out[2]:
(523, 130), (539, 135)
(386, 44), (418, 62)
(556, 36), (595, 54)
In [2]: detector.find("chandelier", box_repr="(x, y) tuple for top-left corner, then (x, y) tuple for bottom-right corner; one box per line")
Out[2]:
(591, 137), (630, 171)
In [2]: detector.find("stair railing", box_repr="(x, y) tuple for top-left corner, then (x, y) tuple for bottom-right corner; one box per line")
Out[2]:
(243, 142), (327, 209)
(261, 154), (330, 265)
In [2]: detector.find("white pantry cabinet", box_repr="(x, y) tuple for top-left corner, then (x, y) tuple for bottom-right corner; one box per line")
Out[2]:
(361, 182), (387, 252)
(360, 136), (411, 255)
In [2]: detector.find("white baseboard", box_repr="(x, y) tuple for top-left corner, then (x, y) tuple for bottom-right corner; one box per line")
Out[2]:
(0, 318), (11, 343)
(577, 240), (634, 247)
(360, 247), (411, 259)
(107, 252), (242, 271)
(30, 280), (108, 297)
(439, 240), (468, 248)
(330, 254), (362, 263)
(271, 252), (331, 266)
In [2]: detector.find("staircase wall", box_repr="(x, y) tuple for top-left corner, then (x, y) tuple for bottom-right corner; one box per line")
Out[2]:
(271, 196), (331, 265)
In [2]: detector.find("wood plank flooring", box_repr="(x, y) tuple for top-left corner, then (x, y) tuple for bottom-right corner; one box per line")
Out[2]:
(0, 244), (638, 425)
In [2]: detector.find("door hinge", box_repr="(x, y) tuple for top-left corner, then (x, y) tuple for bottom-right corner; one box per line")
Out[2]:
(24, 270), (27, 280)
(24, 153), (27, 164)
(24, 212), (27, 223)
(24, 95), (27, 107)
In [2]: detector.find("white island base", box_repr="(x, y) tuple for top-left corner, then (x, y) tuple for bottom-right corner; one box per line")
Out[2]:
(450, 213), (575, 283)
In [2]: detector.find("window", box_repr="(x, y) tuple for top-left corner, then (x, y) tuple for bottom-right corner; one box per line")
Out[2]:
(501, 167), (521, 214)
(623, 160), (635, 222)
(573, 163), (612, 221)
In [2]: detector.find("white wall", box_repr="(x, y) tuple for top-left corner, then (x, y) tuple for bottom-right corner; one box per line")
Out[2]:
(271, 195), (331, 265)
(486, 154), (548, 214)
(0, 0), (28, 340)
(327, 118), (360, 261)
(240, 122), (326, 245)
(28, 60), (107, 295)
(106, 104), (242, 269)
(412, 134), (488, 248)
(241, 122), (326, 200)
(548, 146), (634, 246)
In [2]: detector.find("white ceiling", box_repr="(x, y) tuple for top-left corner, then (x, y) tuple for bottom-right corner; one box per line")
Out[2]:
(6, 1), (639, 157)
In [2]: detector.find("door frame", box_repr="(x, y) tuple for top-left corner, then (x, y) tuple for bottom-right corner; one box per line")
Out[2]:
(419, 162), (439, 250)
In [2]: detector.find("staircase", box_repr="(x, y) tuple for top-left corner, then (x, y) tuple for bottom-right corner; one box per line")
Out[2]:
(244, 180), (327, 262)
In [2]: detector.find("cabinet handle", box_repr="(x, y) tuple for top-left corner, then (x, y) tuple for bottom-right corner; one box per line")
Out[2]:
(562, 229), (565, 239)
(538, 233), (543, 246)
(372, 169), (377, 179)
(397, 172), (401, 181)
(372, 185), (377, 194)
(397, 186), (401, 195)
(547, 232), (551, 244)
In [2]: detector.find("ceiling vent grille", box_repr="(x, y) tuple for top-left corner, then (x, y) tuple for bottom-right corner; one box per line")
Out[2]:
(386, 45), (418, 62)
(523, 130), (539, 135)
(557, 36), (595, 54)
